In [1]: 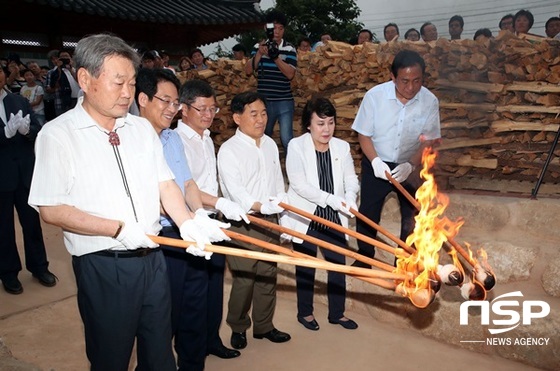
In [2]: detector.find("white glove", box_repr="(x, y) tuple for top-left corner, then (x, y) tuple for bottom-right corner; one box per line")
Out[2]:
(4, 112), (22, 138)
(179, 219), (213, 260)
(216, 197), (249, 224)
(194, 209), (231, 242)
(116, 221), (158, 250)
(371, 157), (391, 180)
(325, 194), (345, 211)
(260, 195), (285, 215)
(17, 113), (31, 135)
(391, 162), (414, 183)
(344, 194), (358, 217)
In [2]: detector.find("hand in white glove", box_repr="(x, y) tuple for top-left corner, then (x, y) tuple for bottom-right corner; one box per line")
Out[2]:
(194, 209), (231, 242)
(4, 112), (22, 139)
(325, 194), (346, 211)
(391, 162), (414, 183)
(179, 219), (213, 260)
(260, 195), (285, 215)
(16, 113), (31, 135)
(344, 195), (358, 218)
(215, 197), (249, 224)
(116, 221), (158, 250)
(371, 157), (391, 180)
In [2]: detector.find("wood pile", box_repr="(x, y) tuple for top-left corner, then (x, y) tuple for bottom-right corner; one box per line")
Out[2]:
(186, 31), (560, 193)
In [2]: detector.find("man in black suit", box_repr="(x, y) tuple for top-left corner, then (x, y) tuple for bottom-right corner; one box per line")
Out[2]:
(0, 66), (56, 294)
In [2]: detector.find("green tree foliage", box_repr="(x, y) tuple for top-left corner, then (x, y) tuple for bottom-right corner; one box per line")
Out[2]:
(237, 0), (368, 50)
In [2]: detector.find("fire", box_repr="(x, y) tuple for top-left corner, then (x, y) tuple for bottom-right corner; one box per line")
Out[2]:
(396, 147), (468, 306)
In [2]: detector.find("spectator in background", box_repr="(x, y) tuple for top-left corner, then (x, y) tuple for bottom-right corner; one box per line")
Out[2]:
(46, 50), (80, 116)
(160, 51), (174, 71)
(404, 28), (421, 41)
(20, 69), (45, 126)
(244, 9), (297, 151)
(356, 29), (374, 44)
(6, 59), (26, 95)
(177, 56), (192, 72)
(383, 23), (399, 42)
(0, 66), (56, 295)
(232, 44), (247, 61)
(26, 61), (42, 83)
(141, 51), (157, 69)
(514, 9), (534, 35)
(312, 34), (332, 51)
(448, 15), (464, 40)
(190, 48), (208, 70)
(420, 22), (438, 42)
(545, 17), (560, 38)
(499, 14), (515, 33)
(43, 50), (58, 121)
(474, 28), (493, 41)
(298, 37), (312, 52)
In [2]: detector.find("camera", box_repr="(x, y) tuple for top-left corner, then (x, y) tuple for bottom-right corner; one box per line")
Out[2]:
(265, 23), (279, 60)
(60, 58), (71, 67)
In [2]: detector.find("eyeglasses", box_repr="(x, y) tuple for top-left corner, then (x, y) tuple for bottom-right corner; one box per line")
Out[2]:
(153, 95), (183, 111)
(188, 105), (220, 115)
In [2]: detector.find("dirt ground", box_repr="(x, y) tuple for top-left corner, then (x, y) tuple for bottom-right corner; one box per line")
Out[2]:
(0, 219), (542, 371)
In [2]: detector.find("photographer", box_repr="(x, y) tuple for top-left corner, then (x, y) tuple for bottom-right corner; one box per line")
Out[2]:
(244, 10), (297, 151)
(46, 50), (80, 116)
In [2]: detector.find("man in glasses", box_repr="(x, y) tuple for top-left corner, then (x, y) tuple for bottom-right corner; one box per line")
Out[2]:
(137, 70), (246, 369)
(174, 78), (248, 365)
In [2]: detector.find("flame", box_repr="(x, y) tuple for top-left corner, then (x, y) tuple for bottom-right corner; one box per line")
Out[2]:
(395, 147), (468, 305)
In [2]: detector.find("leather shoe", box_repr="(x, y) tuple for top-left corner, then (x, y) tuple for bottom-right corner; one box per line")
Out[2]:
(2, 277), (23, 295)
(297, 316), (319, 331)
(230, 331), (247, 349)
(208, 345), (240, 359)
(253, 328), (291, 343)
(32, 270), (57, 287)
(329, 317), (358, 330)
(351, 259), (371, 269)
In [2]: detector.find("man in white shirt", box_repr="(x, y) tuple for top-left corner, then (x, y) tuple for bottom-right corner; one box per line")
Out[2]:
(351, 50), (441, 268)
(217, 91), (291, 349)
(28, 34), (215, 370)
(175, 78), (247, 360)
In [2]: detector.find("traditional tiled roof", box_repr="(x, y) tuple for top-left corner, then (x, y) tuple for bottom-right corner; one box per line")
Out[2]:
(24, 0), (264, 25)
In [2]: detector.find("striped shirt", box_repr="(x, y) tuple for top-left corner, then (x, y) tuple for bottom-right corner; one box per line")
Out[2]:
(251, 39), (297, 101)
(309, 149), (341, 231)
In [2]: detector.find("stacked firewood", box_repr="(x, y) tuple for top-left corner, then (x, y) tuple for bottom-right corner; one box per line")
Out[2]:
(186, 31), (560, 187)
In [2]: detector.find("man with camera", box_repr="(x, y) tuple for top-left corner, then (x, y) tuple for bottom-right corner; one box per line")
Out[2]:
(244, 10), (297, 151)
(45, 50), (80, 117)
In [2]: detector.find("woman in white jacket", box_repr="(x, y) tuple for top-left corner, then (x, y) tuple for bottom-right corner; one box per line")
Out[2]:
(286, 98), (360, 331)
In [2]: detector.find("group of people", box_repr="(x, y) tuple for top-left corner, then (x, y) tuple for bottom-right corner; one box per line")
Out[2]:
(0, 7), (447, 371)
(293, 8), (560, 51)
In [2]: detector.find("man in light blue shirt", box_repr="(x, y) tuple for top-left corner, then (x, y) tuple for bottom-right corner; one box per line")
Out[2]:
(351, 50), (440, 267)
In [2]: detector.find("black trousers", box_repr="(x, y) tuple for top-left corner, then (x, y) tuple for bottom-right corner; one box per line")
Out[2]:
(356, 157), (418, 258)
(0, 187), (48, 280)
(72, 250), (175, 371)
(293, 227), (347, 321)
(207, 250), (227, 351)
(161, 226), (208, 371)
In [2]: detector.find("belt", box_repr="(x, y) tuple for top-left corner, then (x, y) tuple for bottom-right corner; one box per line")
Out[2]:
(92, 247), (161, 258)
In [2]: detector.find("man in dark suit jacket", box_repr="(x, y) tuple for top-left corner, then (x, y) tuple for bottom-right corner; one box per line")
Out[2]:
(0, 66), (56, 294)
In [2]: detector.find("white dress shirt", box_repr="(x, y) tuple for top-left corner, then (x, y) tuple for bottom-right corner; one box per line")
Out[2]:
(352, 81), (440, 164)
(28, 97), (174, 256)
(217, 128), (285, 212)
(175, 120), (218, 196)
